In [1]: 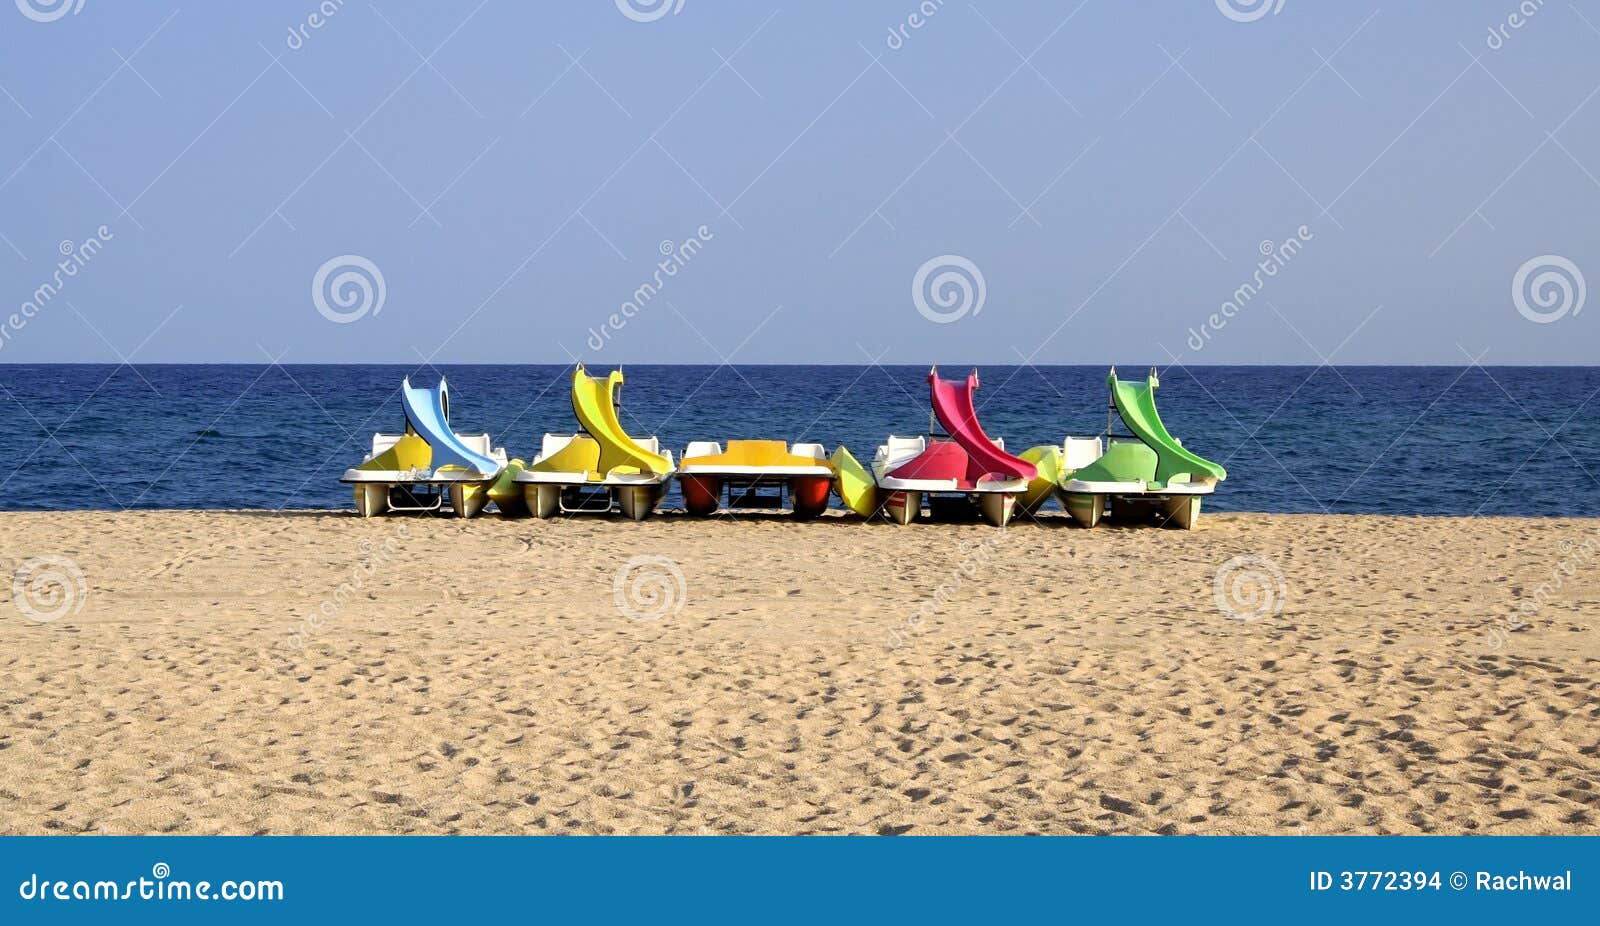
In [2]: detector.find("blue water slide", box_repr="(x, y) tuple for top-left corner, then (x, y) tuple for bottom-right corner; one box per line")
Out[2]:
(400, 377), (499, 476)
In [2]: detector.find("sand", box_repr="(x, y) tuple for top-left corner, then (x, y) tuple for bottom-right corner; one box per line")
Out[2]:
(0, 509), (1596, 835)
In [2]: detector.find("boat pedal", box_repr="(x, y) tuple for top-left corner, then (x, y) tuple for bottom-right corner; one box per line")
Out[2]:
(560, 486), (614, 513)
(727, 479), (785, 509)
(388, 485), (443, 513)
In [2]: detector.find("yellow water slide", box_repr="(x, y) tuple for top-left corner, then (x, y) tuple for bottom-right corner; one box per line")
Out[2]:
(571, 364), (672, 477)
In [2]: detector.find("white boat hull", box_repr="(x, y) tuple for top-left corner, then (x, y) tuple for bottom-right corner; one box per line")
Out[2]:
(976, 491), (1016, 528)
(1063, 491), (1105, 528)
(354, 484), (387, 518)
(448, 484), (490, 519)
(884, 490), (921, 525)
(525, 483), (561, 519)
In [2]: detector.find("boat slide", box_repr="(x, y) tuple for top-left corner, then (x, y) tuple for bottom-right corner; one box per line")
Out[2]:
(677, 440), (833, 517)
(512, 365), (675, 520)
(870, 368), (1037, 527)
(340, 377), (508, 518)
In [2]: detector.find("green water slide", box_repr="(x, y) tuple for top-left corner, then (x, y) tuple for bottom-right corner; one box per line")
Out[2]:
(1109, 368), (1225, 489)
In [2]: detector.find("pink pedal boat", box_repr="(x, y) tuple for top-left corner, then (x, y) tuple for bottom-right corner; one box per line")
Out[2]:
(870, 367), (1037, 526)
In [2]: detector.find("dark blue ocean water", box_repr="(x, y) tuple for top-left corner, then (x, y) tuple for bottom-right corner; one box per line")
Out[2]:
(0, 364), (1596, 516)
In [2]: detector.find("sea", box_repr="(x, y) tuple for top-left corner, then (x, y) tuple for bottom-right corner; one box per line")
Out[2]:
(0, 364), (1596, 517)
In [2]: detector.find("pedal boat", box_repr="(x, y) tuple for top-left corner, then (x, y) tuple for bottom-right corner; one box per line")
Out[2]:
(485, 459), (529, 517)
(1016, 444), (1064, 517)
(512, 365), (675, 520)
(1059, 368), (1226, 529)
(677, 440), (833, 517)
(829, 445), (881, 518)
(1017, 437), (1103, 518)
(871, 368), (1037, 527)
(340, 377), (507, 518)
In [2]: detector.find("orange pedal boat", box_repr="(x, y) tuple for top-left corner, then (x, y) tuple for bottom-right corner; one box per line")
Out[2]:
(677, 440), (834, 518)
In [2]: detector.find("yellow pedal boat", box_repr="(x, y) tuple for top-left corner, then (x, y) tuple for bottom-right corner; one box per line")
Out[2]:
(677, 439), (833, 518)
(512, 365), (675, 520)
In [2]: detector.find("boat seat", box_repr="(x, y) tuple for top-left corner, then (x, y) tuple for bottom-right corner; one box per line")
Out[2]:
(1069, 440), (1156, 487)
(886, 435), (926, 456)
(534, 434), (604, 479)
(680, 440), (831, 473)
(1063, 436), (1104, 471)
(350, 432), (431, 475)
(370, 433), (403, 456)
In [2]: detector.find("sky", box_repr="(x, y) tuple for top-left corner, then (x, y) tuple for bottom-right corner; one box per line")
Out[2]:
(1, 0), (1598, 364)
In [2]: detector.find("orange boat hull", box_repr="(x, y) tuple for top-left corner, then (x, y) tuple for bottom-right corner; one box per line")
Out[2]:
(682, 473), (832, 518)
(682, 475), (722, 516)
(790, 475), (831, 519)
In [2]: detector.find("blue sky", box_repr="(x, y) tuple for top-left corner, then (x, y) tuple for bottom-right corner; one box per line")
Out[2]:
(1, 1), (1598, 363)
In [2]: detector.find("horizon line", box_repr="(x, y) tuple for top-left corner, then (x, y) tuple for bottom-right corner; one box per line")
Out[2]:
(1, 360), (1597, 369)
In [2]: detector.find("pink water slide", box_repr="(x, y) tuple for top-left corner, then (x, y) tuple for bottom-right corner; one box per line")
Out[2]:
(927, 368), (1036, 484)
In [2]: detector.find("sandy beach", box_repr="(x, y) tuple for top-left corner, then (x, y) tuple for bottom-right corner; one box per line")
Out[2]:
(0, 509), (1595, 835)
